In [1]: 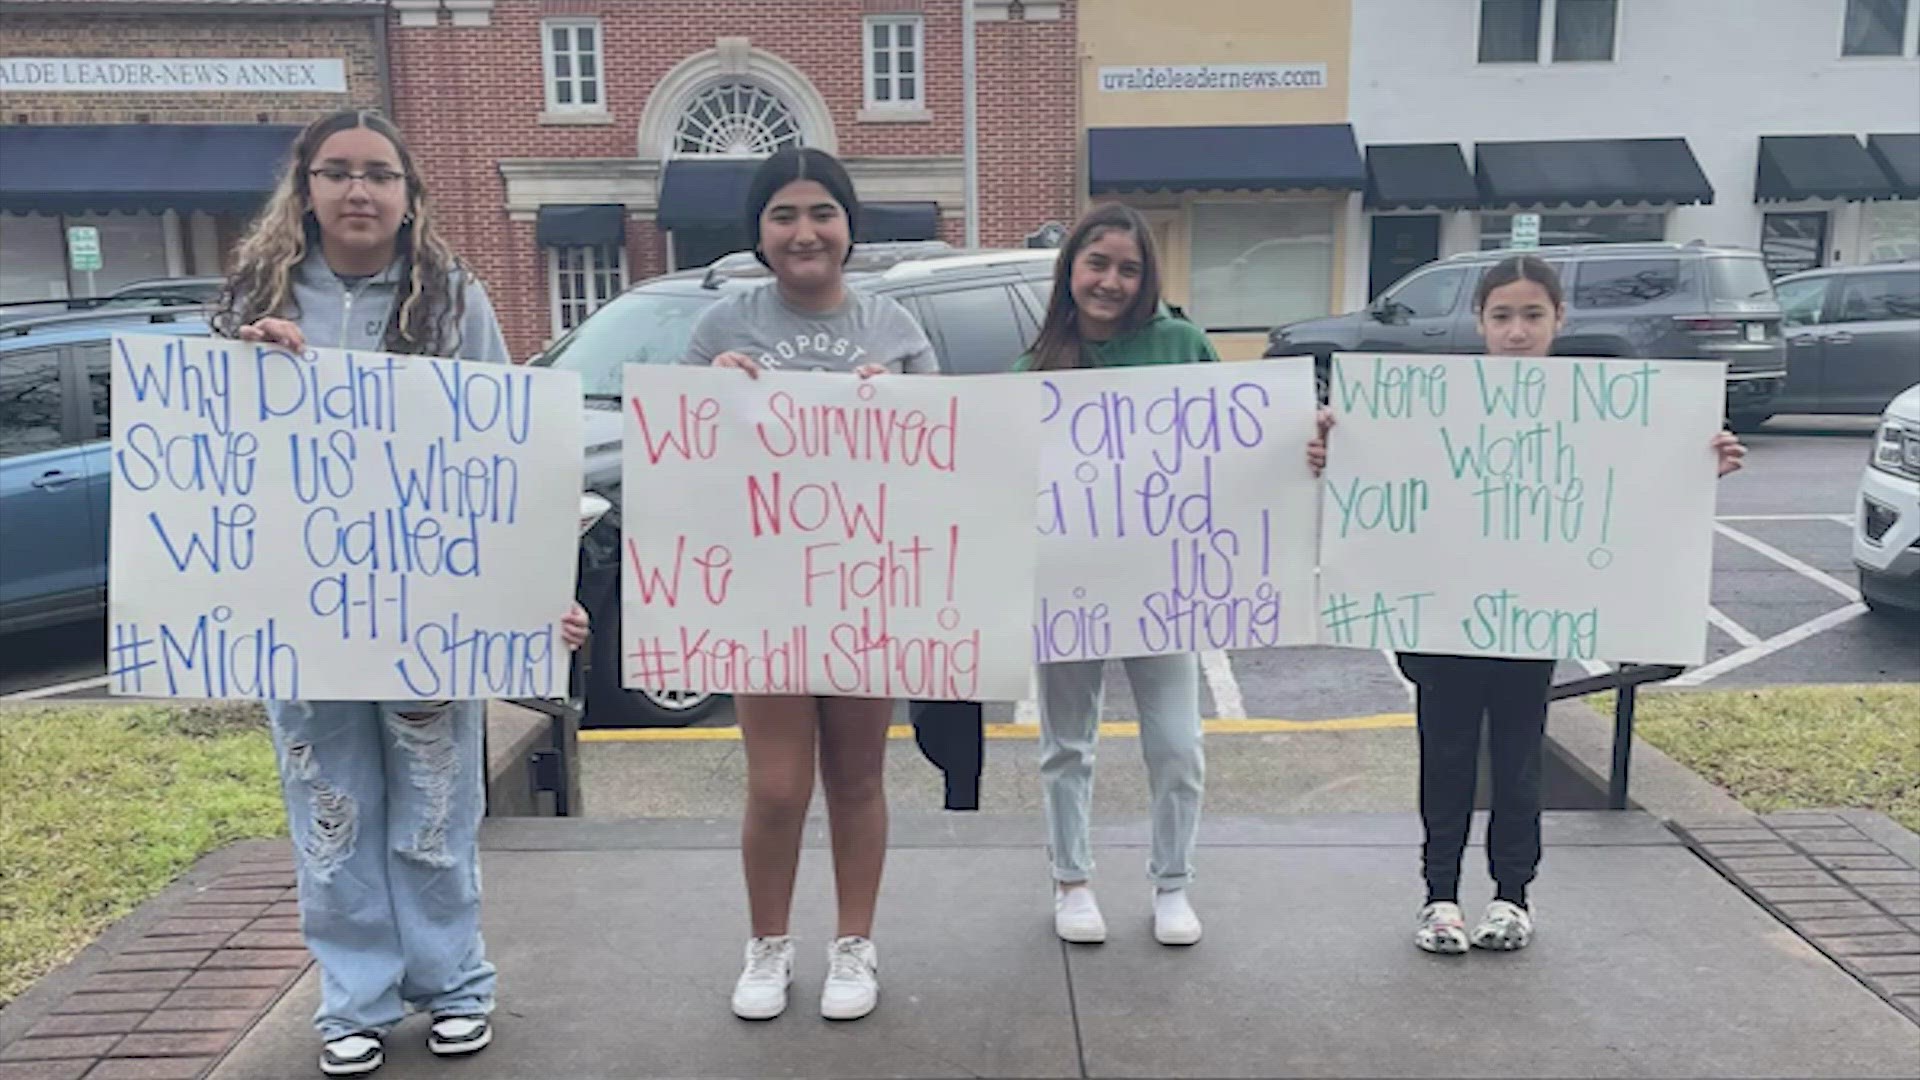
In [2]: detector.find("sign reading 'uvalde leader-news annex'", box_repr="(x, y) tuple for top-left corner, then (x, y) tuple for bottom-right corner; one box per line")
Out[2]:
(0, 58), (348, 93)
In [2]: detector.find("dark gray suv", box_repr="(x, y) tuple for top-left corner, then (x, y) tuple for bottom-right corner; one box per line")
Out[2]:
(530, 243), (1056, 726)
(1769, 261), (1920, 423)
(1266, 242), (1787, 427)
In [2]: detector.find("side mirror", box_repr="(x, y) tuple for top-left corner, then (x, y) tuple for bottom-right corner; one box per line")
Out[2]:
(1369, 298), (1396, 323)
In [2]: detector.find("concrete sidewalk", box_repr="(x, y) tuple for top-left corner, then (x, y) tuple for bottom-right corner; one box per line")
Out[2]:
(206, 812), (1920, 1080)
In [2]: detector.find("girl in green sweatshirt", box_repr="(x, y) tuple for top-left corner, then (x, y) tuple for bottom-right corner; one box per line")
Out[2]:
(1020, 204), (1217, 946)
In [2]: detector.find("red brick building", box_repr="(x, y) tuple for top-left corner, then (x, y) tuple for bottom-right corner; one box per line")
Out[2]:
(0, 0), (388, 301)
(385, 0), (1078, 359)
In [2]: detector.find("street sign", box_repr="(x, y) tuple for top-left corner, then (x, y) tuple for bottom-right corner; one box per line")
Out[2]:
(67, 226), (102, 272)
(1510, 213), (1541, 251)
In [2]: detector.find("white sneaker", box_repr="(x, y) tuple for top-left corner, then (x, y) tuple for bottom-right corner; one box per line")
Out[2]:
(320, 1033), (383, 1076)
(1152, 888), (1203, 946)
(731, 935), (794, 1020)
(1414, 901), (1469, 954)
(1471, 900), (1534, 951)
(820, 936), (879, 1020)
(1054, 885), (1107, 944)
(426, 1014), (491, 1056)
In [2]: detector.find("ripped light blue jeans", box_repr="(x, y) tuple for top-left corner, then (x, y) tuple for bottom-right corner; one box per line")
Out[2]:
(267, 700), (494, 1040)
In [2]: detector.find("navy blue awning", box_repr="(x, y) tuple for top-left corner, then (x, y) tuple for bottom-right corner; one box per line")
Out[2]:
(1087, 124), (1364, 195)
(537, 204), (626, 247)
(1867, 134), (1920, 199)
(656, 158), (760, 230)
(1366, 143), (1478, 210)
(1756, 135), (1897, 202)
(858, 202), (940, 242)
(0, 124), (300, 214)
(1476, 138), (1714, 208)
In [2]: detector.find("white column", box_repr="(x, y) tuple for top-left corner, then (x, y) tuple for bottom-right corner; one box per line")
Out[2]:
(188, 212), (221, 275)
(161, 210), (187, 277)
(1341, 194), (1369, 311)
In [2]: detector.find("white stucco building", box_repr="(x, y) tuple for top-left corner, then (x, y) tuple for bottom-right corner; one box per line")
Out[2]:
(1342, 0), (1920, 307)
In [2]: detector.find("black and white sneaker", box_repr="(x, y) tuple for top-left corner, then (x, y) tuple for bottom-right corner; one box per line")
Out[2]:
(320, 1032), (384, 1076)
(428, 1014), (493, 1057)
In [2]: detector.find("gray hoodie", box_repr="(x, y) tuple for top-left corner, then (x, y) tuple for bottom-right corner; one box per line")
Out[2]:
(286, 247), (510, 362)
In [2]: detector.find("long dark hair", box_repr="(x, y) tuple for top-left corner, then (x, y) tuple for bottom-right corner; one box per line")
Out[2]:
(1474, 254), (1565, 311)
(1027, 203), (1163, 371)
(745, 146), (861, 268)
(213, 109), (469, 356)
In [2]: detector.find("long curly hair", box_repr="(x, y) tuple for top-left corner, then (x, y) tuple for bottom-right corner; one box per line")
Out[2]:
(212, 109), (468, 356)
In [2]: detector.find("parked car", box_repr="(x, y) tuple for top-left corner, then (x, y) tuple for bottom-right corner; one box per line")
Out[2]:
(1767, 262), (1920, 424)
(0, 276), (223, 328)
(1266, 242), (1788, 427)
(1855, 382), (1920, 617)
(102, 276), (225, 310)
(0, 307), (208, 635)
(531, 243), (1058, 727)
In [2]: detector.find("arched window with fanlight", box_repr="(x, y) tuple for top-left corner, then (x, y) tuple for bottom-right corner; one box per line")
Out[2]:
(658, 80), (808, 269)
(673, 82), (804, 157)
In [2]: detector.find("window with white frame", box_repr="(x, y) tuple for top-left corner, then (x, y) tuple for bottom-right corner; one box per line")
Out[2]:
(1842, 0), (1918, 56)
(864, 15), (924, 109)
(543, 19), (604, 112)
(1188, 202), (1335, 332)
(548, 244), (625, 335)
(1478, 0), (1617, 63)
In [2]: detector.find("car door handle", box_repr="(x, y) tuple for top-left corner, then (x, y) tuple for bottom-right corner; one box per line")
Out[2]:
(30, 471), (75, 490)
(1821, 332), (1854, 345)
(1421, 327), (1447, 336)
(1789, 336), (1821, 346)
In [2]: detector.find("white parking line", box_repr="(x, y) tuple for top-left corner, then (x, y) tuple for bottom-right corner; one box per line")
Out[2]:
(1707, 605), (1764, 649)
(1, 674), (110, 702)
(1201, 650), (1247, 720)
(1714, 523), (1862, 602)
(1671, 603), (1870, 687)
(1716, 514), (1853, 523)
(1381, 650), (1415, 703)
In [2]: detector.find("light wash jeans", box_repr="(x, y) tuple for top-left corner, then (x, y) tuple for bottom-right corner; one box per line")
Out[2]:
(1038, 653), (1205, 890)
(267, 700), (494, 1039)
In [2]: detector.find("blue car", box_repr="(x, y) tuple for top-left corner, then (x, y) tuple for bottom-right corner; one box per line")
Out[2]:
(0, 309), (208, 635)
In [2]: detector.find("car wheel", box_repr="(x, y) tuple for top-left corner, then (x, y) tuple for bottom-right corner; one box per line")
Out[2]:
(1727, 411), (1773, 433)
(581, 583), (721, 728)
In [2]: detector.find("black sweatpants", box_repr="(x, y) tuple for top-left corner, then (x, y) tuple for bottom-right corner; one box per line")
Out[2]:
(1395, 653), (1556, 903)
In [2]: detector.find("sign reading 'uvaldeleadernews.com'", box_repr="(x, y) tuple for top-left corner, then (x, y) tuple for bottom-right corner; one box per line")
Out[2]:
(108, 334), (582, 700)
(1316, 353), (1726, 666)
(620, 366), (1042, 702)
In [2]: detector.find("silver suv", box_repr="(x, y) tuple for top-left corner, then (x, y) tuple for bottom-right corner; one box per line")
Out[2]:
(1266, 242), (1787, 428)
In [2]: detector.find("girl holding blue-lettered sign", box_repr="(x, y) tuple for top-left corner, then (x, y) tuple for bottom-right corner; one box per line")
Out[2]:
(1314, 255), (1745, 957)
(1015, 204), (1224, 948)
(211, 110), (590, 1077)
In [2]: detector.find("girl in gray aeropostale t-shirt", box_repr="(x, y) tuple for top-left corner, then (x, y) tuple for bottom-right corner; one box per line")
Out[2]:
(683, 276), (938, 374)
(678, 146), (944, 1029)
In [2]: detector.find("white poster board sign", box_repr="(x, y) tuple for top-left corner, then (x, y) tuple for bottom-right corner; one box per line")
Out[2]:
(1317, 353), (1724, 665)
(1033, 359), (1321, 662)
(109, 334), (582, 699)
(621, 366), (1041, 700)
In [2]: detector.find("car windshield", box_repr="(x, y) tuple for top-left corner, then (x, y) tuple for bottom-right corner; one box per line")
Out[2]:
(1706, 257), (1778, 311)
(530, 289), (718, 397)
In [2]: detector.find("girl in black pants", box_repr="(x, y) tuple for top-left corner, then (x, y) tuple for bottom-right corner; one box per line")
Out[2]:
(1396, 255), (1748, 954)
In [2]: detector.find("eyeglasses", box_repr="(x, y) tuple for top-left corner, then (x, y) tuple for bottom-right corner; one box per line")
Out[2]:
(308, 167), (407, 190)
